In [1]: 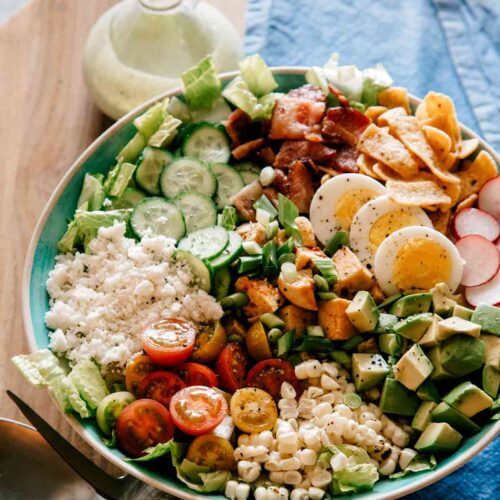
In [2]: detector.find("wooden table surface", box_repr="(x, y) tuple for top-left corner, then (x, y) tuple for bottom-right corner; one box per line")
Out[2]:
(0, 0), (246, 484)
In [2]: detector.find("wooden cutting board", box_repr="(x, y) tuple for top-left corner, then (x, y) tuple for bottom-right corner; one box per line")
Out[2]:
(0, 0), (246, 482)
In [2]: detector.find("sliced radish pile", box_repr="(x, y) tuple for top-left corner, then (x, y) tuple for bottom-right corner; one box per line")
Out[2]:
(453, 208), (500, 241)
(455, 235), (499, 287)
(465, 269), (500, 307)
(478, 175), (500, 222)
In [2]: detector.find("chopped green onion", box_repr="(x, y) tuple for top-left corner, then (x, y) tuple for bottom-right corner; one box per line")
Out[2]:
(318, 292), (338, 301)
(265, 220), (279, 240)
(313, 274), (330, 292)
(344, 393), (362, 409)
(228, 334), (244, 343)
(295, 336), (333, 353)
(329, 350), (351, 367)
(278, 253), (296, 266)
(219, 293), (249, 309)
(277, 237), (295, 257)
(312, 257), (338, 285)
(281, 262), (298, 283)
(324, 231), (349, 257)
(260, 313), (285, 329)
(256, 208), (272, 226)
(219, 206), (238, 231)
(262, 241), (279, 280)
(341, 335), (364, 350)
(242, 241), (262, 255)
(277, 330), (296, 357)
(238, 255), (262, 274)
(268, 328), (284, 343)
(378, 293), (402, 309)
(254, 195), (278, 220)
(306, 326), (325, 337)
(259, 166), (276, 187)
(277, 194), (302, 242)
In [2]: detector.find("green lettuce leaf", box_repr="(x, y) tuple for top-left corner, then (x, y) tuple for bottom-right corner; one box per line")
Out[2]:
(361, 63), (393, 107)
(12, 349), (66, 387)
(191, 97), (232, 123)
(239, 54), (278, 97)
(116, 132), (147, 164)
(323, 53), (364, 102)
(102, 430), (117, 448)
(125, 440), (177, 462)
(133, 100), (167, 139)
(148, 113), (182, 148)
(390, 454), (436, 479)
(77, 174), (105, 211)
(59, 376), (91, 418)
(167, 96), (192, 122)
(182, 55), (222, 110)
(57, 220), (80, 254)
(105, 162), (136, 198)
(305, 66), (329, 95)
(68, 359), (109, 411)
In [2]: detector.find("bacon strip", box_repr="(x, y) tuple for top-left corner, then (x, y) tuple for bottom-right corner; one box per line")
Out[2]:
(321, 107), (371, 146)
(274, 140), (337, 169)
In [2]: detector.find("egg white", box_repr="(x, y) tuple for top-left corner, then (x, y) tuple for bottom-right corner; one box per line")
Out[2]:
(310, 173), (386, 244)
(350, 196), (433, 269)
(374, 226), (464, 295)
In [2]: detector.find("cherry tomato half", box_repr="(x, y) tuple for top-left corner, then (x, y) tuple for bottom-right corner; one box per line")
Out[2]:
(186, 435), (235, 470)
(138, 371), (186, 407)
(246, 359), (300, 399)
(116, 399), (175, 458)
(125, 354), (156, 395)
(142, 318), (196, 366)
(230, 387), (278, 433)
(215, 343), (248, 393)
(174, 362), (218, 387)
(190, 321), (227, 364)
(169, 385), (227, 436)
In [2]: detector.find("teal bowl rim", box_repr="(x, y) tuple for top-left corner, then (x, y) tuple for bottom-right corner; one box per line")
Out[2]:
(22, 67), (500, 499)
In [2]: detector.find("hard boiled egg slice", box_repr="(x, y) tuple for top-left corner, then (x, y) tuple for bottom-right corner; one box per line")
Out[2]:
(350, 196), (433, 269)
(374, 226), (464, 295)
(310, 174), (386, 244)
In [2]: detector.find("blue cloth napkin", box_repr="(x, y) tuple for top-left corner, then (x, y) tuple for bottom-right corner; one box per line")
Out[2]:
(244, 0), (499, 497)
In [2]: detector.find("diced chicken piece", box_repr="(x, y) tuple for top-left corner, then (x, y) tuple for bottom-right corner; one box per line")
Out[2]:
(236, 222), (267, 246)
(318, 298), (357, 341)
(235, 276), (284, 318)
(370, 284), (386, 304)
(295, 246), (327, 270)
(274, 141), (337, 169)
(231, 181), (263, 222)
(294, 216), (316, 247)
(274, 229), (288, 246)
(278, 304), (318, 336)
(321, 107), (371, 146)
(232, 138), (266, 160)
(288, 161), (314, 213)
(332, 246), (374, 293)
(278, 269), (318, 311)
(224, 108), (260, 146)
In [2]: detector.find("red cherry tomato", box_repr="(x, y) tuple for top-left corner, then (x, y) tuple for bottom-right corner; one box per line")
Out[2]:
(215, 343), (248, 393)
(137, 371), (186, 407)
(142, 318), (196, 366)
(169, 385), (227, 436)
(173, 362), (218, 387)
(116, 399), (175, 458)
(246, 359), (300, 399)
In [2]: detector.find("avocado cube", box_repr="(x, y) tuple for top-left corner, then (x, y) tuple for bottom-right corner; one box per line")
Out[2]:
(440, 335), (485, 377)
(351, 353), (389, 391)
(373, 313), (398, 334)
(415, 422), (462, 453)
(378, 293), (402, 309)
(431, 402), (481, 435)
(427, 346), (454, 381)
(357, 337), (379, 354)
(378, 333), (405, 355)
(482, 365), (499, 399)
(471, 304), (500, 335)
(481, 335), (500, 370)
(436, 316), (481, 342)
(453, 304), (473, 321)
(417, 379), (440, 403)
(443, 382), (494, 417)
(418, 315), (441, 349)
(412, 401), (437, 432)
(390, 293), (432, 318)
(380, 377), (420, 416)
(393, 313), (434, 342)
(394, 344), (433, 391)
(431, 282), (457, 316)
(346, 291), (379, 332)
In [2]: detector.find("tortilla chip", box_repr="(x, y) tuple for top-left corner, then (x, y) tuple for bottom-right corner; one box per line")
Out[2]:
(377, 107), (407, 127)
(427, 210), (451, 234)
(458, 138), (479, 159)
(386, 179), (452, 208)
(415, 171), (461, 207)
(365, 106), (389, 123)
(456, 194), (478, 212)
(378, 87), (411, 114)
(422, 125), (452, 158)
(415, 101), (428, 121)
(357, 124), (420, 179)
(422, 92), (461, 150)
(357, 153), (378, 178)
(457, 150), (498, 201)
(373, 162), (403, 181)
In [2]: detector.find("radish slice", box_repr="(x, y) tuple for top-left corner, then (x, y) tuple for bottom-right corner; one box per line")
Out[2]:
(453, 208), (500, 241)
(478, 175), (500, 221)
(465, 269), (500, 307)
(455, 235), (500, 287)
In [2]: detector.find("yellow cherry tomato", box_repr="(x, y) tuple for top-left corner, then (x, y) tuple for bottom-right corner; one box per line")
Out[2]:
(245, 321), (272, 361)
(124, 354), (156, 395)
(230, 387), (278, 433)
(186, 435), (235, 471)
(190, 320), (227, 364)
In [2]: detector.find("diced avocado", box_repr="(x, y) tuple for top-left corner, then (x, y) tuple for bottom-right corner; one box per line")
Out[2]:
(352, 353), (389, 391)
(380, 377), (421, 416)
(431, 282), (456, 316)
(390, 293), (432, 318)
(357, 337), (378, 353)
(471, 304), (500, 336)
(373, 313), (399, 334)
(378, 293), (402, 309)
(440, 335), (485, 377)
(482, 365), (499, 399)
(418, 315), (440, 349)
(481, 335), (500, 370)
(427, 346), (454, 381)
(378, 333), (405, 355)
(346, 291), (380, 333)
(393, 313), (434, 342)
(436, 317), (481, 342)
(453, 304), (473, 321)
(394, 344), (434, 391)
(431, 402), (481, 435)
(417, 379), (440, 403)
(443, 382), (494, 417)
(415, 422), (462, 453)
(412, 401), (437, 432)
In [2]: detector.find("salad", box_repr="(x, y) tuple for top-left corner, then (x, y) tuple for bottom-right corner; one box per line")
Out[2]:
(14, 53), (500, 499)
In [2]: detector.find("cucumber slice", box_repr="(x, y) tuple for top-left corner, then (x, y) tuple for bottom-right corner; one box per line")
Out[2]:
(211, 163), (245, 209)
(131, 197), (185, 240)
(209, 231), (243, 270)
(213, 266), (232, 300)
(191, 98), (232, 123)
(174, 250), (212, 292)
(234, 161), (261, 174)
(135, 146), (173, 195)
(182, 122), (231, 163)
(240, 170), (260, 185)
(160, 157), (217, 198)
(174, 192), (217, 233)
(110, 187), (147, 209)
(96, 391), (135, 436)
(178, 226), (229, 260)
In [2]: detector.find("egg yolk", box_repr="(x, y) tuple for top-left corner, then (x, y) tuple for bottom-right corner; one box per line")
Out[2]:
(369, 211), (423, 248)
(335, 189), (377, 231)
(393, 238), (451, 291)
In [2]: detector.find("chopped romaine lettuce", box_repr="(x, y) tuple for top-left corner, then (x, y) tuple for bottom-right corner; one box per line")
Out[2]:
(60, 376), (91, 418)
(148, 115), (182, 148)
(167, 96), (192, 122)
(323, 54), (364, 102)
(11, 349), (66, 387)
(57, 220), (80, 254)
(77, 174), (105, 211)
(305, 66), (329, 94)
(191, 97), (232, 123)
(126, 440), (176, 462)
(239, 54), (278, 97)
(67, 359), (109, 411)
(116, 132), (147, 164)
(390, 454), (436, 479)
(182, 55), (222, 110)
(362, 63), (393, 106)
(105, 162), (136, 198)
(133, 100), (167, 139)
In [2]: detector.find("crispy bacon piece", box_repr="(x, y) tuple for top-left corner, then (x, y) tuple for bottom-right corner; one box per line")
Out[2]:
(328, 83), (350, 107)
(321, 107), (371, 146)
(288, 161), (314, 213)
(274, 141), (337, 169)
(269, 85), (326, 140)
(330, 145), (359, 173)
(224, 109), (260, 147)
(232, 138), (266, 160)
(257, 146), (277, 165)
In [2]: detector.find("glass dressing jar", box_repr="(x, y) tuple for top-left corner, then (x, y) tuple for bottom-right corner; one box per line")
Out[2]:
(83, 0), (242, 120)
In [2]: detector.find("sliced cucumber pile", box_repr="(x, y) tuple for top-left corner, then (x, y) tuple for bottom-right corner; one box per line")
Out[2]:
(109, 187), (147, 209)
(211, 163), (245, 209)
(209, 231), (243, 270)
(174, 192), (217, 233)
(174, 250), (212, 292)
(235, 161), (261, 185)
(182, 122), (231, 163)
(135, 146), (173, 195)
(239, 170), (260, 185)
(178, 226), (229, 260)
